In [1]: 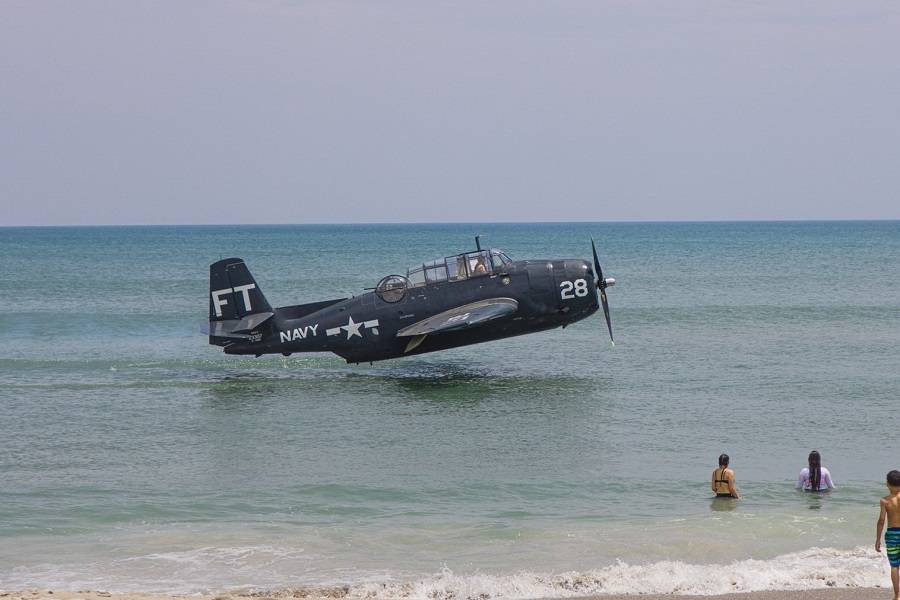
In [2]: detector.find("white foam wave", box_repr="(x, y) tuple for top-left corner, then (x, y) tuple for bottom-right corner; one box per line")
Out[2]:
(343, 546), (888, 599)
(1, 546), (890, 597)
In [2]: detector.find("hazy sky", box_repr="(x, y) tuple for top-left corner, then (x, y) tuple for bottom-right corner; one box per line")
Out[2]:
(2, 1), (899, 225)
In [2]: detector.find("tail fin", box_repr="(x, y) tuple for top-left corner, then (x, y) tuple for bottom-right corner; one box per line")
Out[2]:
(208, 258), (274, 345)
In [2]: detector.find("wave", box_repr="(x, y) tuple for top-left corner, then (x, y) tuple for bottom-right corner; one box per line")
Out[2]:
(330, 547), (888, 598)
(2, 546), (888, 597)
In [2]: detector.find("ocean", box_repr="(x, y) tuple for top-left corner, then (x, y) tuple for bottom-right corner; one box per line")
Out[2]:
(1, 221), (899, 597)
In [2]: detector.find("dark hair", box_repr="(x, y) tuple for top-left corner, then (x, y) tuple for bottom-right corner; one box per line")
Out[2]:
(718, 453), (729, 467)
(888, 470), (900, 487)
(808, 451), (821, 491)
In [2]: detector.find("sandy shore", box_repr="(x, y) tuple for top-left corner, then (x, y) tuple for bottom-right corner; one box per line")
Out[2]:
(585, 590), (891, 599)
(1, 588), (894, 600)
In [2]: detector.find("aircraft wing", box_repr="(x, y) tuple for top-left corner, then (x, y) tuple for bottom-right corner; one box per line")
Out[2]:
(396, 298), (518, 337)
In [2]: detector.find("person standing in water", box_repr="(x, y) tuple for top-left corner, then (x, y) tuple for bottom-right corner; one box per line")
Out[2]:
(797, 450), (835, 492)
(875, 470), (900, 600)
(711, 453), (740, 499)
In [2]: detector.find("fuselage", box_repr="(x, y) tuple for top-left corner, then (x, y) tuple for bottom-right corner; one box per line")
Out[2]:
(222, 258), (599, 363)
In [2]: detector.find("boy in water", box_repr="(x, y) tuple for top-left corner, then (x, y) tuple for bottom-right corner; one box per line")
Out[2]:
(876, 470), (900, 600)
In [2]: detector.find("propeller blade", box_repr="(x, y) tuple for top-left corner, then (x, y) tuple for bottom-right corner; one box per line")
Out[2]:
(600, 287), (614, 345)
(591, 237), (604, 282)
(591, 237), (615, 345)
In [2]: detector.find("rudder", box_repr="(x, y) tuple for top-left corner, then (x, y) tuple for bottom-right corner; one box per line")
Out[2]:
(209, 258), (272, 320)
(209, 258), (274, 345)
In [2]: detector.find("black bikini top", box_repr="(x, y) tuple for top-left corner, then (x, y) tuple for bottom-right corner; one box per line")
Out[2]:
(715, 467), (729, 486)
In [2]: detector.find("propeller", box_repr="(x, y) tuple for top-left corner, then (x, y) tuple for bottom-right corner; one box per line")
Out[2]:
(591, 237), (616, 345)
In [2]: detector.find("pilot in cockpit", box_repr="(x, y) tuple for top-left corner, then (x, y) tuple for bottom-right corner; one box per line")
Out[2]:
(472, 256), (488, 275)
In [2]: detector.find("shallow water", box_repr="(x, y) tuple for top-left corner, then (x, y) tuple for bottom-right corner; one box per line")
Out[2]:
(1, 222), (899, 595)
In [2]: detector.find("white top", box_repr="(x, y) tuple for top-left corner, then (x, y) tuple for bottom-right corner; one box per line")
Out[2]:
(797, 467), (835, 491)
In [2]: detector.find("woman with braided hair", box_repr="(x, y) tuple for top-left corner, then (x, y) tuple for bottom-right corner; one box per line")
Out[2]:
(797, 450), (836, 492)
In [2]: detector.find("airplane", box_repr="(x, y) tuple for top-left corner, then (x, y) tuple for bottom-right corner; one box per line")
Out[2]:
(207, 237), (616, 364)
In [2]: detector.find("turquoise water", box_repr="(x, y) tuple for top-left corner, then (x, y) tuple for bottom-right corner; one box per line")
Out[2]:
(1, 222), (899, 596)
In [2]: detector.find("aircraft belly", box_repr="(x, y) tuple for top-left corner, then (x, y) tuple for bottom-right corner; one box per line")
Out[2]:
(338, 312), (567, 363)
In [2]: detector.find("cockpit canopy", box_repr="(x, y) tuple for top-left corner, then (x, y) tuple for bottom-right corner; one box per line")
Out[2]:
(406, 248), (512, 287)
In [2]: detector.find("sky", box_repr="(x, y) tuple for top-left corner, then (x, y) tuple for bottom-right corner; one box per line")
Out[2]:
(2, 1), (899, 225)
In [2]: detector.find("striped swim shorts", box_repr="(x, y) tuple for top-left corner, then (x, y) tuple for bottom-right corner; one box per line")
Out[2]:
(887, 527), (900, 568)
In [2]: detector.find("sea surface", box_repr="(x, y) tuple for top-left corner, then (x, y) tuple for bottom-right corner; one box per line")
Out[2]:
(1, 222), (899, 597)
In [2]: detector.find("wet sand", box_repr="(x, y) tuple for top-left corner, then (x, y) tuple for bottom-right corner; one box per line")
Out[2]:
(0, 587), (894, 600)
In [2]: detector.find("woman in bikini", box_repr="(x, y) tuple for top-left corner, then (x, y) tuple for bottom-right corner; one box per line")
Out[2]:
(711, 453), (741, 499)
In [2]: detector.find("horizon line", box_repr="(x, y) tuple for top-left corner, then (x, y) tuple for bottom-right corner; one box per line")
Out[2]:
(2, 217), (899, 228)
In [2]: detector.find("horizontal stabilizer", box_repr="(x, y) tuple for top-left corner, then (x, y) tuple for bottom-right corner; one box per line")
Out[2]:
(397, 298), (518, 337)
(209, 311), (275, 337)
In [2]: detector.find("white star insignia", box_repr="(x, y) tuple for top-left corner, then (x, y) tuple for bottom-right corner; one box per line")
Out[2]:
(341, 315), (364, 339)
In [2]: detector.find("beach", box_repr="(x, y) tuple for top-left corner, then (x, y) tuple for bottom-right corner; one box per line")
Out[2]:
(1, 588), (893, 600)
(5, 0), (900, 593)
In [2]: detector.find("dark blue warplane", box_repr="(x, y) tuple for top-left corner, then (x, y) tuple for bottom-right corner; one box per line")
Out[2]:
(208, 237), (615, 363)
